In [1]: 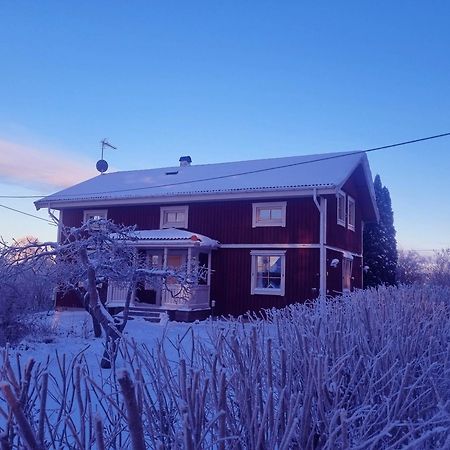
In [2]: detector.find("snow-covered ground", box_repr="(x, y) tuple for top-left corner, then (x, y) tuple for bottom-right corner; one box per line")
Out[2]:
(2, 285), (450, 449)
(16, 309), (207, 369)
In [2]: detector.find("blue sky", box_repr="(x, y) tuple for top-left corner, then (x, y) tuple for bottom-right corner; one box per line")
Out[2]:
(0, 1), (449, 251)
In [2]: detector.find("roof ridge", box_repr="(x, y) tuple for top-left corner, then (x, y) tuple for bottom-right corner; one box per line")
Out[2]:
(105, 150), (360, 176)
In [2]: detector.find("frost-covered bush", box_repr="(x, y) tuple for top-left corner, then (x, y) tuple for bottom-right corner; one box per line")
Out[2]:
(0, 260), (53, 346)
(0, 285), (449, 449)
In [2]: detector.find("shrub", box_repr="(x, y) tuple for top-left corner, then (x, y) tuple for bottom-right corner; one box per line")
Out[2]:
(0, 285), (449, 449)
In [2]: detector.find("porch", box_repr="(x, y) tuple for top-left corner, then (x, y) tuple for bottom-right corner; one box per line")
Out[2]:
(106, 228), (219, 318)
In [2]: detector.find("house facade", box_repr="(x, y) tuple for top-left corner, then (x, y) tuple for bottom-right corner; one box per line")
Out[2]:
(35, 152), (378, 321)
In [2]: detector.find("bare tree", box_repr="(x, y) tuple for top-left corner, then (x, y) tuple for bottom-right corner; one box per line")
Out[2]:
(429, 248), (450, 287)
(0, 219), (201, 368)
(396, 249), (429, 285)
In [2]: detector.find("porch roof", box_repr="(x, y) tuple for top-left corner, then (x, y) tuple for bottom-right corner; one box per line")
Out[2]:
(130, 228), (219, 248)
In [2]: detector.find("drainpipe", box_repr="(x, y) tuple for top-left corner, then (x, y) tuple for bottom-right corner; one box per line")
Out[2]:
(48, 207), (62, 243)
(313, 189), (327, 299)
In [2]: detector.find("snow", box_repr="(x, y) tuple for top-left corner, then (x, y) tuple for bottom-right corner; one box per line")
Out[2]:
(130, 228), (219, 247)
(1, 285), (449, 448)
(35, 151), (368, 207)
(18, 309), (204, 367)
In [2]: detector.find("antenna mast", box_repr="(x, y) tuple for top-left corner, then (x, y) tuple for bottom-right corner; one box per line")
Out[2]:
(96, 138), (117, 174)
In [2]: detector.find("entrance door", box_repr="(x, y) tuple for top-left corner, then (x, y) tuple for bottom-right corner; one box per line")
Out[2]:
(342, 257), (353, 293)
(135, 250), (163, 306)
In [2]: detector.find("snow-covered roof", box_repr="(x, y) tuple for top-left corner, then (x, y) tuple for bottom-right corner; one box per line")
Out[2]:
(129, 228), (219, 248)
(35, 151), (372, 209)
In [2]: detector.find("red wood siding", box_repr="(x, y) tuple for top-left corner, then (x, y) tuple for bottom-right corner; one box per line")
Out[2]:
(61, 197), (320, 245)
(326, 165), (368, 253)
(211, 248), (320, 316)
(62, 209), (84, 227)
(189, 198), (319, 244)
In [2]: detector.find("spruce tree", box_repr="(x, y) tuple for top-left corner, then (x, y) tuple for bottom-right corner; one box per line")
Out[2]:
(363, 175), (398, 288)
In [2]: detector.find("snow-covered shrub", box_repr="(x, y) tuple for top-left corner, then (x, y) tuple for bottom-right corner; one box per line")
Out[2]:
(0, 258), (53, 346)
(0, 285), (449, 449)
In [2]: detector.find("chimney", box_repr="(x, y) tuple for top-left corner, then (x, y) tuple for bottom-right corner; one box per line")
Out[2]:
(179, 155), (192, 167)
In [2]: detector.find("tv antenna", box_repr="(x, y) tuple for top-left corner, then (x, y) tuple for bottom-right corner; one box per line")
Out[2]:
(96, 138), (117, 174)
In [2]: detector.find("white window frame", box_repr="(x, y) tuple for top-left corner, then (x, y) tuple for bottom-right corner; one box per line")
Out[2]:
(336, 192), (346, 227)
(83, 209), (108, 223)
(347, 195), (356, 231)
(160, 205), (189, 229)
(250, 250), (286, 296)
(252, 202), (287, 228)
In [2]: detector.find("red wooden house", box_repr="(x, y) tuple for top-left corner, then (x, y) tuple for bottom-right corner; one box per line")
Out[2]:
(35, 152), (378, 321)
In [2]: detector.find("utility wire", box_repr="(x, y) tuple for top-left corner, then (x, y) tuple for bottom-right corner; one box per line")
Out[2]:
(0, 203), (56, 225)
(0, 194), (44, 199)
(1, 131), (450, 200)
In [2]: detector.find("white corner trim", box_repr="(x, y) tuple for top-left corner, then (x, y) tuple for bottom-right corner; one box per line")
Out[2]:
(57, 209), (63, 243)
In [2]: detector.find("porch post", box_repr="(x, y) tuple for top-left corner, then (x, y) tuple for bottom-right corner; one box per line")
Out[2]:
(207, 252), (212, 286)
(187, 247), (192, 277)
(162, 248), (168, 306)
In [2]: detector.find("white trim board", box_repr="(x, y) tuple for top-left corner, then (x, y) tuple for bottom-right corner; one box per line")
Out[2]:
(220, 243), (320, 249)
(35, 187), (338, 210)
(325, 245), (362, 258)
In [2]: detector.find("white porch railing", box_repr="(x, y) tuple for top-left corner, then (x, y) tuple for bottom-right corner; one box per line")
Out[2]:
(106, 282), (130, 305)
(106, 282), (211, 310)
(162, 285), (210, 309)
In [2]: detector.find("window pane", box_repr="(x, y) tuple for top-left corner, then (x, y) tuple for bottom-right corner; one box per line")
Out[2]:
(338, 195), (345, 221)
(257, 256), (269, 273)
(269, 256), (281, 275)
(267, 277), (281, 289)
(256, 274), (268, 288)
(176, 212), (185, 222)
(271, 208), (282, 220)
(167, 212), (177, 222)
(258, 208), (271, 220)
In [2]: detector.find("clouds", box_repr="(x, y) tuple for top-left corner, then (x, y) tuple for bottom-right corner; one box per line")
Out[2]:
(0, 138), (98, 191)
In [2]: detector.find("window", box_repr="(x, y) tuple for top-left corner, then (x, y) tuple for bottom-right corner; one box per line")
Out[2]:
(83, 210), (108, 229)
(342, 256), (353, 292)
(160, 205), (189, 229)
(336, 192), (346, 227)
(252, 202), (287, 228)
(347, 196), (356, 231)
(250, 250), (286, 296)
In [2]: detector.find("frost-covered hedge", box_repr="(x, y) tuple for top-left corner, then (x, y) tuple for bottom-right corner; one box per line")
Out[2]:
(1, 285), (450, 449)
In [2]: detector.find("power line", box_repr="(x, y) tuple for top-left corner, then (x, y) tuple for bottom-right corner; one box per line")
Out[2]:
(45, 131), (450, 198)
(0, 203), (56, 225)
(1, 131), (450, 200)
(0, 194), (44, 199)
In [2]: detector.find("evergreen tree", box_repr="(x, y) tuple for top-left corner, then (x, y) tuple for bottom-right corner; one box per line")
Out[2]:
(363, 175), (398, 288)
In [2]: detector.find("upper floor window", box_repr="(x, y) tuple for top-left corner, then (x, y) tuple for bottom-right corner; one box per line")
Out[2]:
(83, 209), (108, 230)
(336, 192), (346, 227)
(252, 202), (287, 228)
(160, 205), (189, 229)
(250, 250), (286, 296)
(347, 196), (356, 231)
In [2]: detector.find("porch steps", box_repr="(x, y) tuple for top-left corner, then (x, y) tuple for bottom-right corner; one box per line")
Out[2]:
(114, 306), (166, 323)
